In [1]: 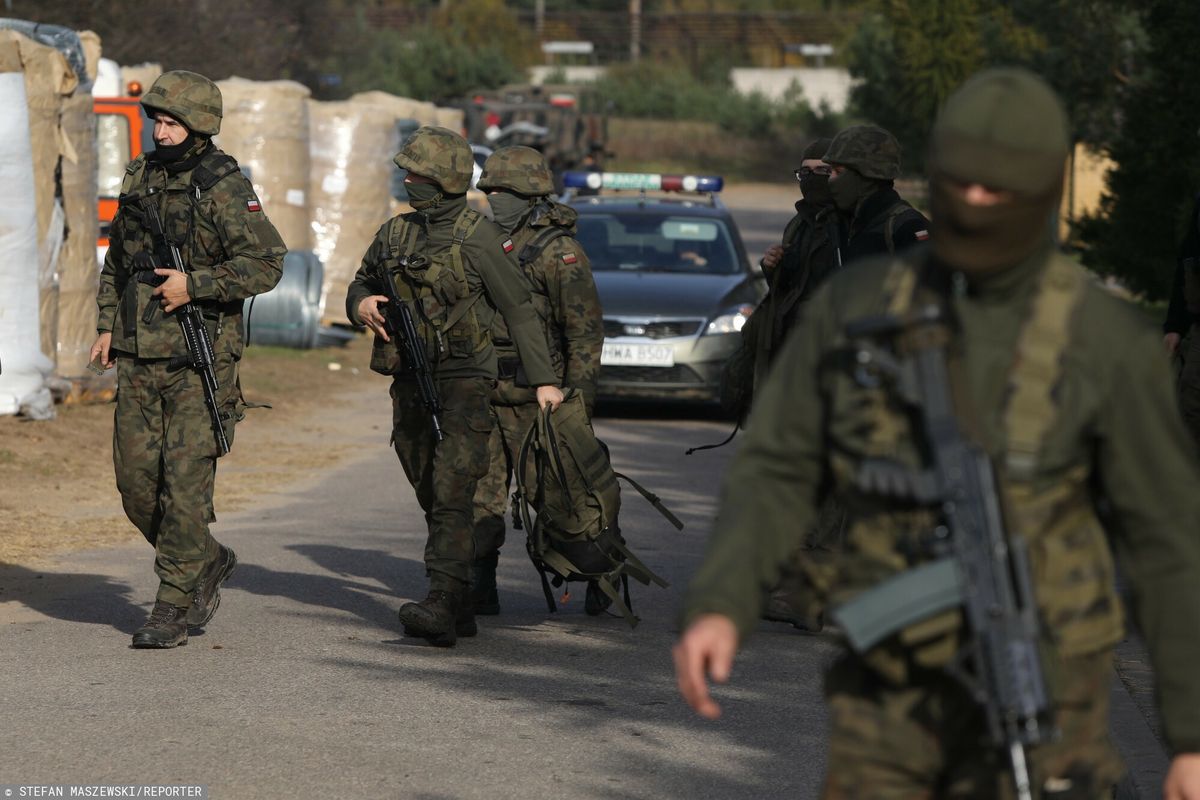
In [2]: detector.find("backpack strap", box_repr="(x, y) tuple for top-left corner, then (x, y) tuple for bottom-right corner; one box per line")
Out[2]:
(883, 201), (916, 254)
(613, 471), (684, 530)
(518, 226), (571, 268)
(190, 150), (241, 193)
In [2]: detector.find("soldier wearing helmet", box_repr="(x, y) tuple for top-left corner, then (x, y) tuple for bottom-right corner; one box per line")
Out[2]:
(468, 145), (604, 617)
(825, 124), (929, 262)
(346, 128), (564, 647)
(677, 69), (1200, 798)
(90, 70), (286, 649)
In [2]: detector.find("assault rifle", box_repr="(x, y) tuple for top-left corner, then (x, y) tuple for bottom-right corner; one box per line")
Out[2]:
(830, 304), (1052, 800)
(140, 193), (230, 455)
(376, 260), (444, 441)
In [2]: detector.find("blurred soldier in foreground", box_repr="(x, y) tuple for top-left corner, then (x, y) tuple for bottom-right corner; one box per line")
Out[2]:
(825, 124), (929, 261)
(347, 127), (562, 647)
(675, 69), (1200, 799)
(90, 71), (286, 648)
(469, 146), (603, 615)
(1163, 194), (1200, 452)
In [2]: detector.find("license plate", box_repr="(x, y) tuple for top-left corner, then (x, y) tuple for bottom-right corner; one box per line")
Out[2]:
(601, 342), (675, 367)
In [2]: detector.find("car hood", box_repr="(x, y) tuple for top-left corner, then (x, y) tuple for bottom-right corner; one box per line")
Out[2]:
(593, 271), (756, 319)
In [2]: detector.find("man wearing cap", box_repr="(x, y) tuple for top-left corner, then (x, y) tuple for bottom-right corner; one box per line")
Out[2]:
(824, 124), (929, 262)
(90, 70), (286, 649)
(675, 68), (1200, 798)
(468, 145), (604, 617)
(347, 127), (563, 648)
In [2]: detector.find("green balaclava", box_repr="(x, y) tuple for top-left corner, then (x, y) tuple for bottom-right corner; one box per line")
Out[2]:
(405, 179), (445, 211)
(488, 191), (538, 233)
(829, 167), (879, 214)
(927, 68), (1069, 275)
(797, 137), (834, 208)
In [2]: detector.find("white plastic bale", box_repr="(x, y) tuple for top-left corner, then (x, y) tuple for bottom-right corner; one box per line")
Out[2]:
(0, 69), (52, 415)
(309, 97), (405, 326)
(216, 77), (312, 252)
(56, 90), (100, 378)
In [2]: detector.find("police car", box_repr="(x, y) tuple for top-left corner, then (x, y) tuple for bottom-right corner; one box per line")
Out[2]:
(563, 171), (765, 404)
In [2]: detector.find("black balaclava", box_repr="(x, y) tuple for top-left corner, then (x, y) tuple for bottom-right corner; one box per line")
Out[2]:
(927, 68), (1070, 276)
(797, 137), (834, 207)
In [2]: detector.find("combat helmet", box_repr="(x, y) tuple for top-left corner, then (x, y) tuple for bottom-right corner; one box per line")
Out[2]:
(823, 125), (901, 180)
(140, 71), (223, 136)
(476, 146), (555, 196)
(393, 126), (473, 195)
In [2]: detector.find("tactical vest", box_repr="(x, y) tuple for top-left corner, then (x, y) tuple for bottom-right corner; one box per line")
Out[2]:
(110, 149), (244, 354)
(369, 208), (490, 375)
(835, 253), (1122, 683)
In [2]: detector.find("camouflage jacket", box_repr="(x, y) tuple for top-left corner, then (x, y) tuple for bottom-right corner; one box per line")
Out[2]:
(490, 202), (603, 413)
(685, 243), (1200, 753)
(346, 195), (558, 386)
(842, 186), (928, 264)
(97, 144), (286, 359)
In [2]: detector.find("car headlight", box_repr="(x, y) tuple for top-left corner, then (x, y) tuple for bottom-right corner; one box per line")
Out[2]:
(706, 304), (755, 335)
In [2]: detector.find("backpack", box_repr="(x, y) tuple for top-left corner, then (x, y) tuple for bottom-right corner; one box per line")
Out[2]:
(513, 389), (684, 627)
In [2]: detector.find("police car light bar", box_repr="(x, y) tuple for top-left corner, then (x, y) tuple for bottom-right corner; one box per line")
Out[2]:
(562, 171), (724, 193)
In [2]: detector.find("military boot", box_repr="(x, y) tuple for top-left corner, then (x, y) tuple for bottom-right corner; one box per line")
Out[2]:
(761, 586), (824, 634)
(584, 578), (614, 616)
(399, 589), (472, 647)
(132, 601), (189, 649)
(186, 544), (238, 628)
(470, 553), (500, 615)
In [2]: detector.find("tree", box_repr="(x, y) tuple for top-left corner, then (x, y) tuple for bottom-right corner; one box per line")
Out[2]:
(1078, 1), (1200, 300)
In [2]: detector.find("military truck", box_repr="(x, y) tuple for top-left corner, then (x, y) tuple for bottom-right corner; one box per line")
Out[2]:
(458, 83), (610, 190)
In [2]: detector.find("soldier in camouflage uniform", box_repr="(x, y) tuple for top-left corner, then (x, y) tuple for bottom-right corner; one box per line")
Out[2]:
(825, 125), (929, 262)
(347, 128), (563, 647)
(90, 71), (286, 649)
(468, 146), (604, 616)
(676, 69), (1200, 798)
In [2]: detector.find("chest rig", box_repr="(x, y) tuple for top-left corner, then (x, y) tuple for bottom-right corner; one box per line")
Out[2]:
(376, 208), (489, 369)
(834, 253), (1121, 677)
(112, 151), (241, 339)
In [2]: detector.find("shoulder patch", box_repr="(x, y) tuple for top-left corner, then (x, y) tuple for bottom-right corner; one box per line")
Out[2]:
(915, 229), (929, 241)
(246, 198), (262, 213)
(561, 251), (578, 264)
(501, 238), (514, 254)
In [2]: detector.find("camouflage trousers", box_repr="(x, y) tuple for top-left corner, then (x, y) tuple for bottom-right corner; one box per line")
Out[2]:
(1177, 326), (1200, 454)
(768, 498), (847, 622)
(113, 355), (241, 606)
(822, 649), (1124, 799)
(390, 376), (493, 588)
(471, 399), (540, 558)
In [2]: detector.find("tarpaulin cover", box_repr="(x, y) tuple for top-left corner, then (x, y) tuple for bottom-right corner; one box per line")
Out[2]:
(56, 90), (100, 378)
(216, 77), (312, 252)
(0, 56), (51, 415)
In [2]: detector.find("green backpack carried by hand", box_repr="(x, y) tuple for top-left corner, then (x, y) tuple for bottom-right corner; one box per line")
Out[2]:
(514, 389), (683, 627)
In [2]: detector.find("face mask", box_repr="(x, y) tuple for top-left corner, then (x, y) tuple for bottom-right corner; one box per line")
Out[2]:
(153, 130), (196, 164)
(829, 168), (878, 214)
(798, 173), (832, 207)
(488, 192), (534, 233)
(930, 174), (1060, 276)
(405, 180), (444, 211)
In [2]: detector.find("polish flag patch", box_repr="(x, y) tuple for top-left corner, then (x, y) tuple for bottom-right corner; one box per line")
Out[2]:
(915, 229), (930, 241)
(246, 198), (262, 212)
(501, 238), (514, 253)
(561, 252), (578, 265)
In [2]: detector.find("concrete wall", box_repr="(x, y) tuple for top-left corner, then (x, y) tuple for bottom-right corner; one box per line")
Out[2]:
(729, 67), (855, 112)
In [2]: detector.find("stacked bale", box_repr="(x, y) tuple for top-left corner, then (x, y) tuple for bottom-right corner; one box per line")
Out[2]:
(216, 77), (312, 252)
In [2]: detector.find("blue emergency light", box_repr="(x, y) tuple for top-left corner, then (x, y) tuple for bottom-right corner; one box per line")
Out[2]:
(562, 171), (724, 193)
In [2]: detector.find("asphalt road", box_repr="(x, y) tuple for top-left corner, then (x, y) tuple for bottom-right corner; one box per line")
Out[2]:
(0, 192), (1166, 799)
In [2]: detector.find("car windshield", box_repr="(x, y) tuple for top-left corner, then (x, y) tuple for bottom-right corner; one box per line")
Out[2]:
(576, 212), (741, 275)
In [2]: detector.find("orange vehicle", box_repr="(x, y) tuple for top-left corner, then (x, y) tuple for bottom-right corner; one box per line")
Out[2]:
(95, 82), (154, 254)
